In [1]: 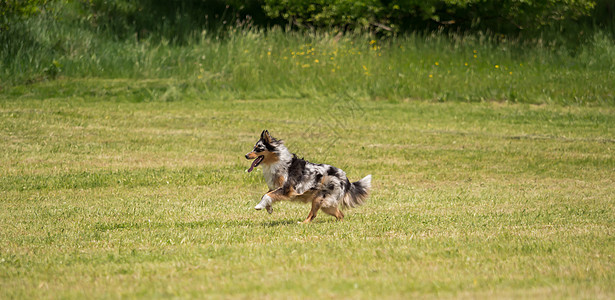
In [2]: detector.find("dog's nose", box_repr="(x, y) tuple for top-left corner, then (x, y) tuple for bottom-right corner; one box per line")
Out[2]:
(245, 153), (250, 159)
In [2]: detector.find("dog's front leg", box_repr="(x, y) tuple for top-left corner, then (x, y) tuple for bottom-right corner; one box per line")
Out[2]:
(255, 193), (275, 214)
(254, 186), (295, 214)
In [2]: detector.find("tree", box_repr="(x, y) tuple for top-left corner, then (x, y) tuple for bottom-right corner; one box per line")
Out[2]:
(1, 0), (50, 31)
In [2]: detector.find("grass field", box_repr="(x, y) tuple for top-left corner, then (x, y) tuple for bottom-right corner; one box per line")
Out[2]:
(1, 78), (614, 298)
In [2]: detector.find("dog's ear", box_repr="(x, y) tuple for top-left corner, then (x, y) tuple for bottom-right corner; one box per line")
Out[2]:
(261, 130), (272, 143)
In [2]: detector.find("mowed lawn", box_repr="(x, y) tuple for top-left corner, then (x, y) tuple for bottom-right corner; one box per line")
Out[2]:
(1, 79), (614, 298)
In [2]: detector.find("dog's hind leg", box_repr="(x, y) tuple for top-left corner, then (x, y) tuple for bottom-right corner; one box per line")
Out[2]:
(301, 197), (323, 224)
(321, 206), (344, 221)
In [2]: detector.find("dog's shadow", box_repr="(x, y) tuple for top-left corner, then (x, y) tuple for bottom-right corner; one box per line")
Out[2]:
(172, 217), (339, 230)
(258, 219), (297, 227)
(256, 218), (339, 227)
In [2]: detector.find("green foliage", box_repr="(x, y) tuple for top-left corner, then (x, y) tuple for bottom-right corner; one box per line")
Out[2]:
(80, 0), (267, 42)
(592, 0), (615, 36)
(263, 0), (597, 34)
(1, 0), (607, 38)
(42, 59), (62, 79)
(0, 0), (50, 31)
(263, 0), (386, 29)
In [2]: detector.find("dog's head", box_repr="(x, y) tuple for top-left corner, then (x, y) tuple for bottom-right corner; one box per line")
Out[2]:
(245, 130), (282, 172)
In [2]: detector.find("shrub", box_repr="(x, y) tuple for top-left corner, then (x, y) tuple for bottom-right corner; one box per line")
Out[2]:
(0, 0), (51, 31)
(262, 0), (596, 34)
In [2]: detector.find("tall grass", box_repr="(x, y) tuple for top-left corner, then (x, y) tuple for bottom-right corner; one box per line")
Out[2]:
(1, 3), (614, 105)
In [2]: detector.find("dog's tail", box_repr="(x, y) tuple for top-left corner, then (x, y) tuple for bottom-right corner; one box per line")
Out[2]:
(342, 174), (371, 208)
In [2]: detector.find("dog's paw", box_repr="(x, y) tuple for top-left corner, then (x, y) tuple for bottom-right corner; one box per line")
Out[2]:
(255, 194), (273, 212)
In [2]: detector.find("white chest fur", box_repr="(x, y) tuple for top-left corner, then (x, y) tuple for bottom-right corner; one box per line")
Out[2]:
(261, 162), (287, 190)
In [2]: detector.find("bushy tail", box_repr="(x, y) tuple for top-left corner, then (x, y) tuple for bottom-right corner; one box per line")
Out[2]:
(342, 175), (371, 208)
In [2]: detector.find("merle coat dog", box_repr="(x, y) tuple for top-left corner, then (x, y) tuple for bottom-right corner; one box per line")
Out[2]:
(245, 130), (371, 223)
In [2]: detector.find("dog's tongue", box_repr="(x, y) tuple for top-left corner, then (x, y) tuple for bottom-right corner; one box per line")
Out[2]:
(247, 159), (259, 173)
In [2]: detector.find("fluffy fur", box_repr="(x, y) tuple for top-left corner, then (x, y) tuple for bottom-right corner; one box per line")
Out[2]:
(245, 130), (371, 223)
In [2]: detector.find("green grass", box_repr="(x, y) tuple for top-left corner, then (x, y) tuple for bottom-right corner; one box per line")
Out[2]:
(1, 85), (614, 298)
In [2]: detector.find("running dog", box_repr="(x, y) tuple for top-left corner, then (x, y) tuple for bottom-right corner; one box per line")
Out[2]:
(245, 130), (371, 223)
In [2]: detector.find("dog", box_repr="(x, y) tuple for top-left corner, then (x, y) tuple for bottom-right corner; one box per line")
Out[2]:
(245, 130), (371, 223)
